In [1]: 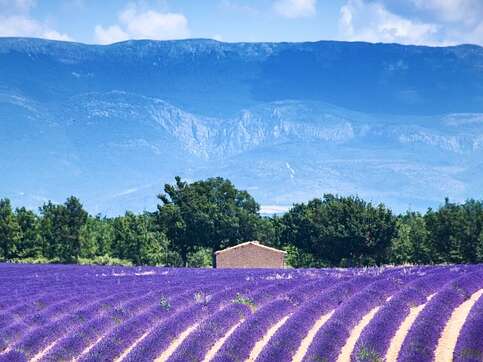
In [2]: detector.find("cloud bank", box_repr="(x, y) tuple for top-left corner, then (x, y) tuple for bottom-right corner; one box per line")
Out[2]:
(94, 4), (190, 45)
(339, 0), (483, 46)
(273, 0), (317, 18)
(0, 0), (71, 40)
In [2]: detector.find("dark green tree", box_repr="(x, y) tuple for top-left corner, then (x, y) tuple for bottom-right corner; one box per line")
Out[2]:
(62, 196), (88, 262)
(39, 197), (88, 263)
(476, 229), (483, 262)
(457, 200), (483, 263)
(157, 176), (260, 266)
(39, 201), (63, 260)
(111, 213), (131, 261)
(80, 215), (114, 258)
(111, 212), (167, 265)
(281, 194), (397, 266)
(0, 199), (20, 260)
(425, 199), (483, 264)
(390, 212), (431, 264)
(15, 207), (42, 258)
(256, 216), (283, 248)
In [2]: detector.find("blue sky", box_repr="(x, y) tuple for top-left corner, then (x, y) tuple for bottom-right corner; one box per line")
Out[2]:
(1, 0), (483, 45)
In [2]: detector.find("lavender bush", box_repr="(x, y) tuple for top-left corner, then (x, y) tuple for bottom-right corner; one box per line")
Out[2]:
(449, 287), (483, 362)
(398, 271), (483, 362)
(352, 269), (461, 361)
(302, 278), (404, 362)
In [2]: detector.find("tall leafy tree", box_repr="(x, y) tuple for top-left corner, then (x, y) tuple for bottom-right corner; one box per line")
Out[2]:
(157, 176), (260, 266)
(390, 212), (431, 264)
(63, 196), (88, 262)
(15, 207), (42, 258)
(111, 212), (167, 265)
(0, 199), (20, 260)
(281, 194), (397, 266)
(457, 200), (483, 263)
(111, 213), (131, 261)
(80, 215), (114, 258)
(40, 201), (64, 260)
(257, 216), (283, 248)
(425, 199), (483, 264)
(476, 230), (483, 262)
(40, 197), (88, 262)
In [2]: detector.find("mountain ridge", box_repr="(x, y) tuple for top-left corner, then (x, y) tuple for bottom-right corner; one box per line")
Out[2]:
(1, 37), (483, 215)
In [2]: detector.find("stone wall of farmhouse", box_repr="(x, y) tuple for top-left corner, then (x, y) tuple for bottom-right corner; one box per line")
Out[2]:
(216, 244), (285, 268)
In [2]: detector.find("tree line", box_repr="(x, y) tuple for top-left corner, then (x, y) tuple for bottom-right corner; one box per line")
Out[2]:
(1, 176), (482, 267)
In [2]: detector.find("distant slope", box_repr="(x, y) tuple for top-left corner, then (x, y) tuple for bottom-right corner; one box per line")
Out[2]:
(2, 37), (483, 115)
(1, 38), (483, 214)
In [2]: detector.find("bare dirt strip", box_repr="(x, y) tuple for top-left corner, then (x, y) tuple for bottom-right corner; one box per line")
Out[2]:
(203, 320), (245, 362)
(336, 306), (381, 362)
(154, 323), (199, 362)
(74, 334), (105, 361)
(29, 340), (58, 362)
(115, 329), (151, 362)
(246, 314), (292, 362)
(291, 310), (335, 362)
(434, 289), (483, 362)
(386, 294), (435, 362)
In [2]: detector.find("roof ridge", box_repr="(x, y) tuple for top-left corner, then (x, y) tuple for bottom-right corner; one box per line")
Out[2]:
(215, 241), (286, 254)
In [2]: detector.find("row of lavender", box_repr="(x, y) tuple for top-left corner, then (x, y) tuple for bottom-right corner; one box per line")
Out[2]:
(0, 263), (482, 361)
(0, 264), (349, 361)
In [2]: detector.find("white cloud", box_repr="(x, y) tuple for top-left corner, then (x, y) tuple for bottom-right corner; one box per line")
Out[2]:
(274, 0), (317, 18)
(340, 0), (483, 45)
(41, 30), (72, 41)
(0, 15), (72, 40)
(94, 25), (129, 45)
(340, 0), (440, 45)
(0, 0), (72, 41)
(385, 0), (483, 25)
(94, 5), (190, 45)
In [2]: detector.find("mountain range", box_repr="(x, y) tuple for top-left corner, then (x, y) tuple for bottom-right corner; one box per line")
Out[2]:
(1, 37), (483, 215)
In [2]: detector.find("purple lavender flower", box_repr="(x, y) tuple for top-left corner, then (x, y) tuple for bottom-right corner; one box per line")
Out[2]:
(302, 278), (402, 362)
(398, 272), (483, 362)
(0, 262), (481, 362)
(352, 270), (461, 362)
(449, 286), (483, 362)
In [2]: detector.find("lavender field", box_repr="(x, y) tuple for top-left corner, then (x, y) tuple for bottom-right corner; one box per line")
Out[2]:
(0, 264), (482, 362)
